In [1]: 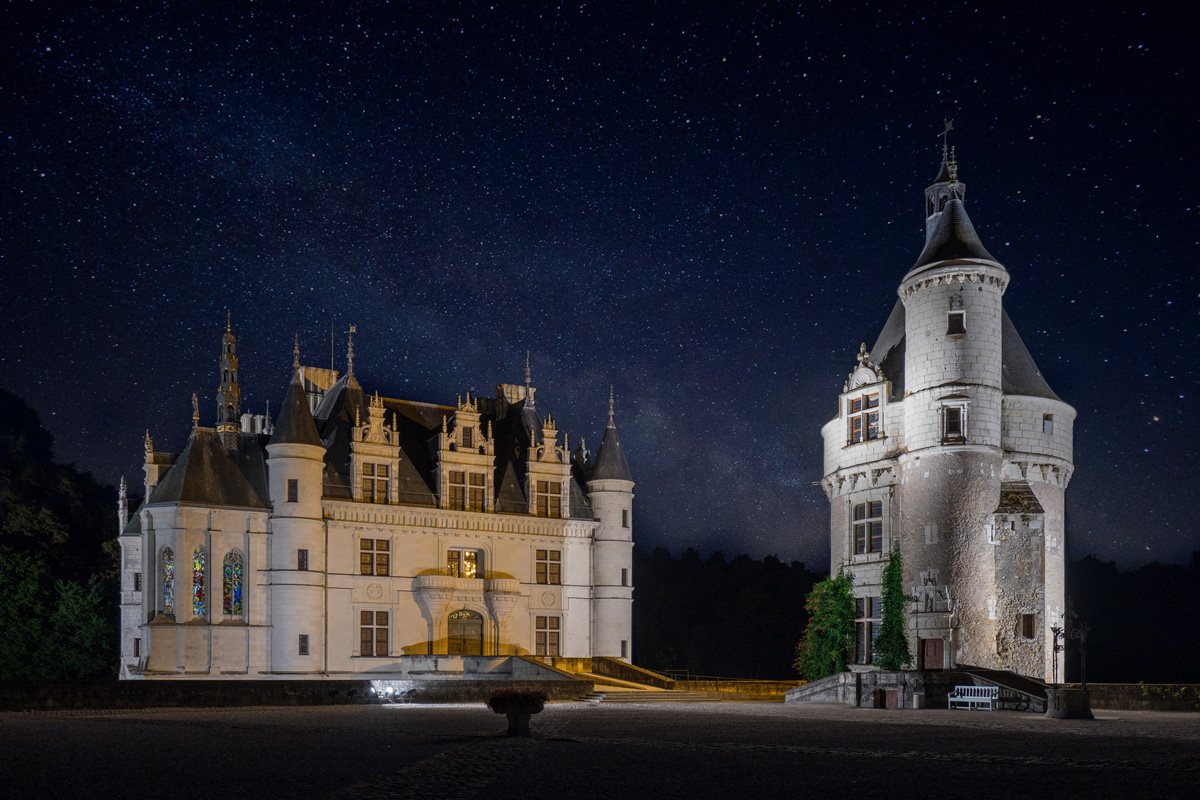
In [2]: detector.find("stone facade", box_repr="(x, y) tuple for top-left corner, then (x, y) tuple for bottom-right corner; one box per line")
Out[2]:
(820, 149), (1074, 680)
(118, 335), (635, 679)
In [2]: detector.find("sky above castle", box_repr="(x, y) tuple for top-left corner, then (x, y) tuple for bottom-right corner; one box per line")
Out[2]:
(2, 2), (1194, 569)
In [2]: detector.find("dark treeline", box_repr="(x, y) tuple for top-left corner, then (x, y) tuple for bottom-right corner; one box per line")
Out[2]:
(0, 389), (118, 678)
(632, 545), (823, 680)
(633, 543), (1200, 683)
(1066, 553), (1200, 684)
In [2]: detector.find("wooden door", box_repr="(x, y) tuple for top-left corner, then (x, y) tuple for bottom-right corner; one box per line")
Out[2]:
(921, 638), (944, 671)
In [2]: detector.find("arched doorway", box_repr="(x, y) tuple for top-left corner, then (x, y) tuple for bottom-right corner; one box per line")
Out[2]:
(448, 609), (484, 655)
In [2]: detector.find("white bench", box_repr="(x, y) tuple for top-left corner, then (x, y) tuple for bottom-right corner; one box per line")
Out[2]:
(948, 685), (998, 710)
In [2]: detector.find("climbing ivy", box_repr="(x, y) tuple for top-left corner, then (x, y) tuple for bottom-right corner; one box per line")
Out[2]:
(874, 546), (913, 670)
(793, 570), (855, 681)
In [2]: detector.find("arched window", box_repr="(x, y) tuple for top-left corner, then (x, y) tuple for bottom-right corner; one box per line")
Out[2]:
(161, 548), (175, 615)
(193, 547), (206, 616)
(223, 551), (244, 616)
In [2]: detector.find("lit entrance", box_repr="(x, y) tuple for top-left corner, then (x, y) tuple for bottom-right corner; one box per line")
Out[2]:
(448, 609), (483, 655)
(920, 638), (944, 671)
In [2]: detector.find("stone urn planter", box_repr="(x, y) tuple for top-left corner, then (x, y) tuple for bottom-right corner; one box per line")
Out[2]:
(487, 690), (547, 736)
(1046, 687), (1093, 719)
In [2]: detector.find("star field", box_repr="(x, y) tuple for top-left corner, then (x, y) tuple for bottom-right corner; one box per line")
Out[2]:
(1, 2), (1195, 568)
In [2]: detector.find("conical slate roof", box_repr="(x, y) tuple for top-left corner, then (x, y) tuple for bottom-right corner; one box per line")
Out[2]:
(591, 421), (633, 482)
(269, 372), (323, 447)
(911, 198), (999, 272)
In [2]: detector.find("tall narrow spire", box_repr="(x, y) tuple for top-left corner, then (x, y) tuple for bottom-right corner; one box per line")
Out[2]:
(346, 324), (360, 389)
(216, 315), (242, 448)
(293, 334), (301, 372)
(608, 384), (615, 426)
(524, 350), (533, 406)
(924, 123), (967, 242)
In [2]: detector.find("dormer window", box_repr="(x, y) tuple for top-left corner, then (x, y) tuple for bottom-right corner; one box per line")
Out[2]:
(848, 393), (880, 444)
(362, 463), (389, 503)
(462, 426), (474, 450)
(536, 480), (562, 518)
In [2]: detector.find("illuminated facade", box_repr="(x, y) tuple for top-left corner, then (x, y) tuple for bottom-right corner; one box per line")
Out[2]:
(820, 149), (1075, 680)
(118, 335), (634, 678)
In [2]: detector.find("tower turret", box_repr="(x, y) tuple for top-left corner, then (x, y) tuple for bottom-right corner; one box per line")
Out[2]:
(216, 312), (242, 449)
(924, 122), (968, 241)
(265, 350), (327, 674)
(587, 387), (634, 661)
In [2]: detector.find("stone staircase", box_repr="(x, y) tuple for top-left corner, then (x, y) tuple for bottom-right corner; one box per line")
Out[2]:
(592, 689), (718, 704)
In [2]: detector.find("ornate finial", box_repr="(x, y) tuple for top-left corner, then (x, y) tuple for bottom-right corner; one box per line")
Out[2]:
(858, 343), (870, 366)
(948, 145), (958, 184)
(355, 406), (360, 427)
(226, 308), (231, 333)
(265, 400), (271, 425)
(145, 429), (153, 455)
(120, 475), (127, 496)
(293, 334), (300, 371)
(346, 324), (357, 376)
(608, 384), (615, 424)
(525, 350), (531, 387)
(441, 414), (447, 434)
(192, 393), (200, 427)
(940, 119), (954, 163)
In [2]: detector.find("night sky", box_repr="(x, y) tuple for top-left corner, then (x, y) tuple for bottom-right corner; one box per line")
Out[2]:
(2, 3), (1195, 569)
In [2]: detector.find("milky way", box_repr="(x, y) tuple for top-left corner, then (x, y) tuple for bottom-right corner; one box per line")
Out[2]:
(2, 3), (1195, 568)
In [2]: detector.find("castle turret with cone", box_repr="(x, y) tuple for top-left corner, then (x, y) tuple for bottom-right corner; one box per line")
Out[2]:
(820, 136), (1075, 680)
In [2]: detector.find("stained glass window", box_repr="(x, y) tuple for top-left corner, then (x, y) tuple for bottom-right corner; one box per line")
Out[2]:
(193, 547), (206, 616)
(162, 548), (175, 615)
(223, 551), (244, 616)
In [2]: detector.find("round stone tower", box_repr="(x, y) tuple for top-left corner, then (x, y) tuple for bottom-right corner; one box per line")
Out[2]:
(265, 362), (327, 674)
(587, 391), (634, 662)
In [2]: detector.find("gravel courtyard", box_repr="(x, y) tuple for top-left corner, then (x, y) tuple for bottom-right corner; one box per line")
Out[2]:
(3, 701), (1196, 799)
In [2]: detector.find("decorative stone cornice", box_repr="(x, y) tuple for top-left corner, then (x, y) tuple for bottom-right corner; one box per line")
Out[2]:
(900, 266), (1008, 300)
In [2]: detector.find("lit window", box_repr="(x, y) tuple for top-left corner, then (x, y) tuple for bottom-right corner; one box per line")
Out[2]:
(287, 479), (298, 503)
(362, 463), (390, 503)
(448, 471), (466, 510)
(855, 596), (882, 664)
(947, 312), (966, 335)
(360, 611), (388, 657)
(535, 550), (562, 585)
(447, 549), (478, 578)
(161, 548), (175, 615)
(1043, 414), (1054, 434)
(535, 615), (561, 656)
(360, 539), (390, 576)
(536, 480), (561, 518)
(222, 551), (244, 616)
(848, 393), (880, 444)
(192, 547), (206, 617)
(854, 501), (883, 555)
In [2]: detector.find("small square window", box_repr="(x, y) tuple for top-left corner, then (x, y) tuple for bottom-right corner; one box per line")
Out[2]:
(298, 549), (309, 571)
(287, 479), (298, 503)
(1043, 414), (1054, 434)
(298, 634), (309, 656)
(947, 312), (966, 335)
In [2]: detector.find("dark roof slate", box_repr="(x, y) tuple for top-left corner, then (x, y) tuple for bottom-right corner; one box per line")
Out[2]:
(869, 299), (907, 400)
(148, 429), (267, 509)
(269, 373), (323, 447)
(911, 199), (999, 272)
(591, 422), (633, 482)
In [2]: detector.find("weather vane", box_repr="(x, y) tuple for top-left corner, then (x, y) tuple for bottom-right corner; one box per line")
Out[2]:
(940, 119), (954, 161)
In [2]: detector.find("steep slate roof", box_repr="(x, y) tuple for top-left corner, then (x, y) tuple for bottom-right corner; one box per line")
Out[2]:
(148, 429), (267, 508)
(591, 421), (633, 482)
(270, 373), (323, 447)
(866, 304), (1060, 402)
(911, 198), (999, 273)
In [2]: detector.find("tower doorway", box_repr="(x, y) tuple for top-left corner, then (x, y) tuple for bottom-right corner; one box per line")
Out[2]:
(448, 609), (483, 655)
(920, 638), (944, 671)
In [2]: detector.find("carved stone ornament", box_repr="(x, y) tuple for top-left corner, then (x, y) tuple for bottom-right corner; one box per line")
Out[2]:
(844, 343), (884, 392)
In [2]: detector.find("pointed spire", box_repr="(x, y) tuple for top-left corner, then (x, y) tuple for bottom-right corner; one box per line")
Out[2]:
(269, 368), (323, 448)
(592, 389), (633, 483)
(293, 334), (300, 372)
(346, 324), (360, 389)
(226, 308), (231, 333)
(192, 393), (200, 429)
(145, 429), (153, 456)
(608, 384), (616, 427)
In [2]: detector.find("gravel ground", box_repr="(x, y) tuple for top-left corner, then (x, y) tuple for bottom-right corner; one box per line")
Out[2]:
(2, 702), (1197, 799)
